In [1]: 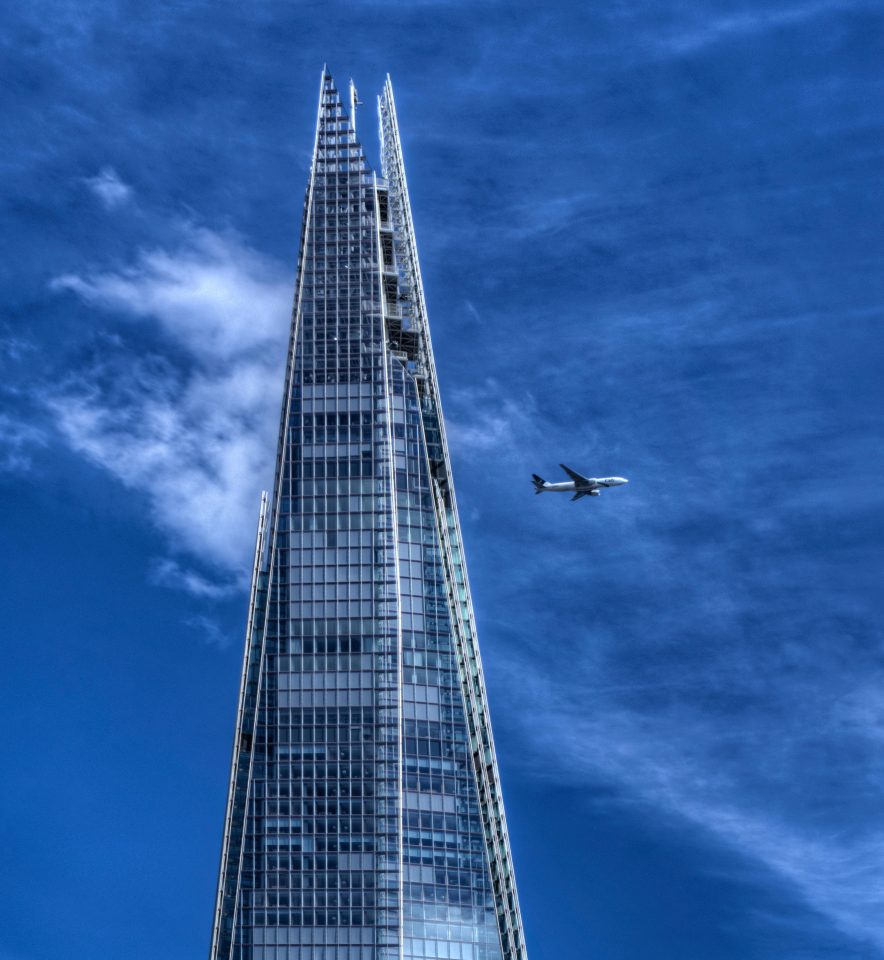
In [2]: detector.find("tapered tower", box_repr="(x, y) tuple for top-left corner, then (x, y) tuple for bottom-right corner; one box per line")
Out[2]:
(210, 69), (527, 960)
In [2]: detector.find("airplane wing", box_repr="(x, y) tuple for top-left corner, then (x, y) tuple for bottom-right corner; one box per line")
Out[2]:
(571, 491), (589, 501)
(560, 463), (590, 485)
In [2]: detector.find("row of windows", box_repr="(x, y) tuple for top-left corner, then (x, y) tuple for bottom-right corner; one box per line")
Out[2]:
(301, 259), (376, 271)
(240, 909), (376, 927)
(259, 837), (377, 854)
(233, 947), (374, 960)
(250, 816), (376, 836)
(258, 703), (459, 730)
(241, 867), (488, 899)
(312, 170), (371, 186)
(314, 161), (363, 173)
(246, 867), (489, 899)
(306, 221), (372, 236)
(267, 642), (370, 660)
(403, 850), (488, 872)
(287, 394), (404, 413)
(277, 579), (443, 603)
(404, 885), (494, 907)
(307, 187), (364, 201)
(248, 764), (471, 790)
(255, 781), (375, 799)
(403, 720), (464, 741)
(252, 738), (465, 768)
(303, 282), (373, 297)
(299, 306), (378, 320)
(274, 558), (396, 580)
(254, 799), (376, 816)
(288, 457), (384, 479)
(276, 615), (396, 636)
(284, 519), (386, 538)
(403, 812), (476, 834)
(247, 827), (484, 859)
(257, 861), (373, 880)
(268, 744), (375, 761)
(287, 460), (379, 481)
(278, 481), (382, 499)
(302, 261), (376, 274)
(289, 394), (382, 412)
(261, 647), (454, 673)
(300, 345), (379, 361)
(266, 613), (455, 640)
(249, 762), (378, 780)
(266, 631), (454, 656)
(264, 707), (375, 725)
(248, 891), (376, 908)
(402, 740), (464, 761)
(265, 723), (373, 743)
(313, 175), (366, 187)
(403, 830), (466, 851)
(302, 411), (376, 427)
(285, 494), (385, 514)
(403, 939), (497, 960)
(299, 372), (378, 388)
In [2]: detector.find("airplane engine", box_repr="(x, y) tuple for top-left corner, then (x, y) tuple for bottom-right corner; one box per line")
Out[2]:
(589, 490), (601, 496)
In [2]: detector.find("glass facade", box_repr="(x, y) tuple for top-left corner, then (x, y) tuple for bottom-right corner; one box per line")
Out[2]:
(210, 71), (526, 960)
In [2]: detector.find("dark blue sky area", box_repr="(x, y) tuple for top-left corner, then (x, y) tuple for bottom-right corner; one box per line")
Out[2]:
(2, 2), (883, 959)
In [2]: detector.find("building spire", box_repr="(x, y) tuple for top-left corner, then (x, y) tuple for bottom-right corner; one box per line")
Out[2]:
(210, 68), (528, 960)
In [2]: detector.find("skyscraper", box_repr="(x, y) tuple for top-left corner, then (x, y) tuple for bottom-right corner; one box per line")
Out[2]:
(209, 69), (527, 960)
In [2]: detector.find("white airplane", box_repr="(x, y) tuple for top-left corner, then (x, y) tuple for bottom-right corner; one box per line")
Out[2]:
(532, 464), (629, 501)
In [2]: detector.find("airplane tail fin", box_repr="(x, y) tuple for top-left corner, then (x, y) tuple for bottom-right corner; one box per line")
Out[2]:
(531, 474), (546, 494)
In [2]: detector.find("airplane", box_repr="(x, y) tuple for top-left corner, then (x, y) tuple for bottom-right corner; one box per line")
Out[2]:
(532, 464), (629, 501)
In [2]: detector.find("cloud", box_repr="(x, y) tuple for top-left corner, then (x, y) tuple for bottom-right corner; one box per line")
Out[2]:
(0, 332), (47, 473)
(48, 225), (291, 582)
(658, 1), (855, 57)
(186, 614), (234, 651)
(468, 397), (884, 953)
(0, 414), (48, 474)
(83, 167), (133, 209)
(505, 662), (884, 952)
(150, 557), (238, 599)
(445, 379), (540, 459)
(51, 225), (292, 361)
(445, 338), (883, 950)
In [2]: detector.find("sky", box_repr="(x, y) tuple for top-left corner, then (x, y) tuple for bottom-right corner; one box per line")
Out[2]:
(1, 1), (883, 958)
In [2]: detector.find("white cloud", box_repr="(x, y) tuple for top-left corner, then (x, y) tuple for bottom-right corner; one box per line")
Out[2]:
(445, 380), (539, 459)
(446, 371), (884, 951)
(506, 670), (884, 952)
(150, 557), (238, 599)
(49, 226), (291, 583)
(83, 167), (133, 209)
(51, 225), (292, 361)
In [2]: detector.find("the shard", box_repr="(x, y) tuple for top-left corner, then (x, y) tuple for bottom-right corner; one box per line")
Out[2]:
(209, 69), (527, 960)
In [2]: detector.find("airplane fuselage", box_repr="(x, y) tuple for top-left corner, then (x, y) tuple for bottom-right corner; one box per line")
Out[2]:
(537, 478), (628, 494)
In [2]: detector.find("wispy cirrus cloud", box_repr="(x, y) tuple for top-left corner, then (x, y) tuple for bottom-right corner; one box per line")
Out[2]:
(654, 0), (859, 57)
(505, 656), (884, 952)
(150, 557), (238, 599)
(457, 343), (884, 952)
(83, 167), (133, 209)
(48, 224), (291, 582)
(445, 379), (540, 458)
(185, 613), (234, 650)
(0, 413), (48, 474)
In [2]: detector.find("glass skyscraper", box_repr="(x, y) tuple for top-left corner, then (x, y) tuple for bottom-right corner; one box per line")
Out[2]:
(209, 69), (527, 960)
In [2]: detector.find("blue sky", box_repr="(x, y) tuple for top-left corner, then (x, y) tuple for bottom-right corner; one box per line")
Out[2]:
(2, 1), (883, 958)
